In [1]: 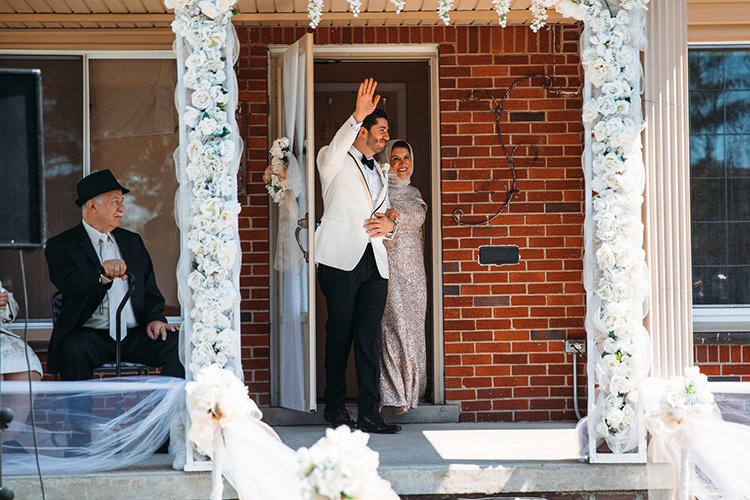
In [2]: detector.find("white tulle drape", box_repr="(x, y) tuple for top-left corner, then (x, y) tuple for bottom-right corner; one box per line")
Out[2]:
(642, 379), (750, 500)
(277, 40), (308, 411)
(1, 378), (185, 475)
(581, 3), (652, 456)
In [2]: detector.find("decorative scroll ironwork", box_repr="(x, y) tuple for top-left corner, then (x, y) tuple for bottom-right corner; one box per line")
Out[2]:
(452, 74), (554, 226)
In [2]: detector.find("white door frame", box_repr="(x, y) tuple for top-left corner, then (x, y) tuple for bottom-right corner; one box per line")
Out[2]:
(268, 43), (444, 406)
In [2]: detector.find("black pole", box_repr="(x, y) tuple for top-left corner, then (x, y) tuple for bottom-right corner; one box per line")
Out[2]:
(0, 293), (15, 500)
(115, 272), (135, 379)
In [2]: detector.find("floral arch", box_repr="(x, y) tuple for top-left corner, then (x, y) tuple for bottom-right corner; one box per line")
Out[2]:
(167, 0), (652, 463)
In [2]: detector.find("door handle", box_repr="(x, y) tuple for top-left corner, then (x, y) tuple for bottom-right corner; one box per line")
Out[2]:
(295, 213), (321, 263)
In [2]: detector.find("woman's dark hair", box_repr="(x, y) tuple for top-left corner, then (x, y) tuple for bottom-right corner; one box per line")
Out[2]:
(391, 140), (410, 153)
(362, 108), (388, 131)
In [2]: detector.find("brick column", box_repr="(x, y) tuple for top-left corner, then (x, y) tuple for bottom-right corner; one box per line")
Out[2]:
(642, 0), (693, 379)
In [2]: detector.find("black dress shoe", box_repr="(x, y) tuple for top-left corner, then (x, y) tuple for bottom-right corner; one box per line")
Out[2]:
(357, 411), (402, 434)
(324, 407), (356, 429)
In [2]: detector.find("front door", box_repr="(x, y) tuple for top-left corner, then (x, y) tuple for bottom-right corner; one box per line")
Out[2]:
(271, 33), (316, 412)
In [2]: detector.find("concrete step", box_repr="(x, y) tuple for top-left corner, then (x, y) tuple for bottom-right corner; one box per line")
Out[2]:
(7, 422), (668, 499)
(260, 403), (460, 426)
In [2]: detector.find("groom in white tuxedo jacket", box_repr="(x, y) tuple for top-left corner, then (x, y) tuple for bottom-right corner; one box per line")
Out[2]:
(315, 78), (401, 434)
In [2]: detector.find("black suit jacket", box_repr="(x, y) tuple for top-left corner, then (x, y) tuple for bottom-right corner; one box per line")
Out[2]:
(44, 222), (167, 374)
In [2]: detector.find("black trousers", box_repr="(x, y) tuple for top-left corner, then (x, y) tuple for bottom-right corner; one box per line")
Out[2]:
(58, 325), (183, 447)
(318, 244), (388, 417)
(57, 325), (184, 381)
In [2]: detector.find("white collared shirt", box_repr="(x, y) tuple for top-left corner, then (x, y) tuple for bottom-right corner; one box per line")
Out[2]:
(82, 220), (137, 330)
(349, 116), (384, 207)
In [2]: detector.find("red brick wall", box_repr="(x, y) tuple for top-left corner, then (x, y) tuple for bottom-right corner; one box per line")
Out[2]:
(236, 24), (587, 419)
(696, 344), (750, 381)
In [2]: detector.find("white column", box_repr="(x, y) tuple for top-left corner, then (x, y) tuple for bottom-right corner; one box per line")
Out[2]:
(642, 0), (694, 379)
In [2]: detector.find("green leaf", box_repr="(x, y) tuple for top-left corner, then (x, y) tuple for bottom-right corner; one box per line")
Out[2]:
(232, 8), (241, 16)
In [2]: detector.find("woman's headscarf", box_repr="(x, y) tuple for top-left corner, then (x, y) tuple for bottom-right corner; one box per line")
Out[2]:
(377, 139), (425, 206)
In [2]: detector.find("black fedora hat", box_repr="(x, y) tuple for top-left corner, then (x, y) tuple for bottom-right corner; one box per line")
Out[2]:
(75, 169), (130, 207)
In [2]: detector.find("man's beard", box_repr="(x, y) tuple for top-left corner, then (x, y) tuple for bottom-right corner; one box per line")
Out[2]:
(367, 134), (384, 154)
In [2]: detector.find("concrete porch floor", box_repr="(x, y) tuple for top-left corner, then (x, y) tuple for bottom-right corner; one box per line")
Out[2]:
(6, 421), (665, 500)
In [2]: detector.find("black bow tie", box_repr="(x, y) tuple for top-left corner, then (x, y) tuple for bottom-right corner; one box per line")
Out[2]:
(361, 155), (375, 170)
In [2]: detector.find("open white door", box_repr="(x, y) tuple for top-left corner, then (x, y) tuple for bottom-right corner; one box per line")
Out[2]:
(275, 33), (316, 412)
(303, 33), (317, 414)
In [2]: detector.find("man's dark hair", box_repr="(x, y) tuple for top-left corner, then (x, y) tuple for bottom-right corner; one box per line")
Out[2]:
(362, 108), (388, 131)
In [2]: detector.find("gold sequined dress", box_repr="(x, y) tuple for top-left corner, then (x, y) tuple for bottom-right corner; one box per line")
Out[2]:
(380, 186), (427, 408)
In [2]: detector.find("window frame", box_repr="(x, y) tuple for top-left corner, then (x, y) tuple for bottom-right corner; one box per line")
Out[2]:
(689, 41), (750, 333)
(0, 49), (183, 333)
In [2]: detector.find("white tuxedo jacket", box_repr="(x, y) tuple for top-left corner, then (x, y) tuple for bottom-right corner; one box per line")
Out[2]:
(314, 120), (390, 278)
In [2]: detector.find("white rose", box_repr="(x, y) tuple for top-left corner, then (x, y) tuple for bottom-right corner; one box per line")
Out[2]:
(609, 374), (629, 395)
(218, 242), (237, 270)
(188, 270), (206, 290)
(596, 244), (617, 269)
(185, 106), (202, 129)
(210, 86), (229, 105)
(596, 96), (618, 116)
(592, 140), (608, 154)
(198, 0), (222, 19)
(187, 139), (204, 161)
(605, 408), (624, 429)
(186, 50), (208, 69)
(214, 351), (229, 367)
(198, 117), (220, 136)
(191, 323), (218, 344)
(214, 175), (233, 197)
(191, 90), (213, 110)
(219, 139), (235, 160)
(582, 100), (599, 124)
(184, 69), (199, 90)
(602, 354), (620, 372)
(192, 343), (217, 367)
(554, 0), (588, 20)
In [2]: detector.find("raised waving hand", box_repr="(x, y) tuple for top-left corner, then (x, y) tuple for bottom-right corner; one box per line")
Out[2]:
(352, 78), (380, 123)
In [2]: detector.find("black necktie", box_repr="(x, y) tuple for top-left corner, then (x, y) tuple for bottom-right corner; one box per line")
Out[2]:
(361, 155), (375, 170)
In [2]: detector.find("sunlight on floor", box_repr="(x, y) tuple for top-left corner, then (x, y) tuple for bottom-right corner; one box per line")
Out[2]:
(422, 427), (581, 461)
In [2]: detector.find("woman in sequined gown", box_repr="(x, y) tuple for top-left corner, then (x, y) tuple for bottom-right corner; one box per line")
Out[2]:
(377, 140), (427, 412)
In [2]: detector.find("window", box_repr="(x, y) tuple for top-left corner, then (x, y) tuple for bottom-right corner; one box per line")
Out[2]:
(690, 47), (750, 328)
(0, 54), (180, 332)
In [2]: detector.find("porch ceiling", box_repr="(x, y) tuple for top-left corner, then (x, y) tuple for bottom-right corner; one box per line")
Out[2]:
(0, 0), (574, 29)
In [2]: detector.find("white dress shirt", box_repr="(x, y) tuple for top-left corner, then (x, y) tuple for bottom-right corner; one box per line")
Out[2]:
(348, 116), (384, 208)
(82, 221), (137, 332)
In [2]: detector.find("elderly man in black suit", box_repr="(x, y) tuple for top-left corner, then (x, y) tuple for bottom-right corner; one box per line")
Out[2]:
(45, 169), (183, 382)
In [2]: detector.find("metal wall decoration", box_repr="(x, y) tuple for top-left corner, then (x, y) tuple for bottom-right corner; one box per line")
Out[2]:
(236, 101), (248, 196)
(452, 74), (554, 226)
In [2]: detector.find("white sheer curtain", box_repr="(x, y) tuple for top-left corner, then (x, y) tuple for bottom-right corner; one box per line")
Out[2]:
(278, 41), (308, 411)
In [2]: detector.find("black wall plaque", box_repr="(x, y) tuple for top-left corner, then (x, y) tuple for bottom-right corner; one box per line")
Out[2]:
(479, 245), (519, 266)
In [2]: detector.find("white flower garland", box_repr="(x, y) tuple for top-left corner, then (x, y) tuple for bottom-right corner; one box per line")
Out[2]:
(264, 137), (292, 204)
(168, 0), (242, 376)
(438, 0), (453, 25)
(579, 0), (650, 452)
(308, 0), (324, 28)
(492, 0), (512, 27)
(348, 0), (362, 16)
